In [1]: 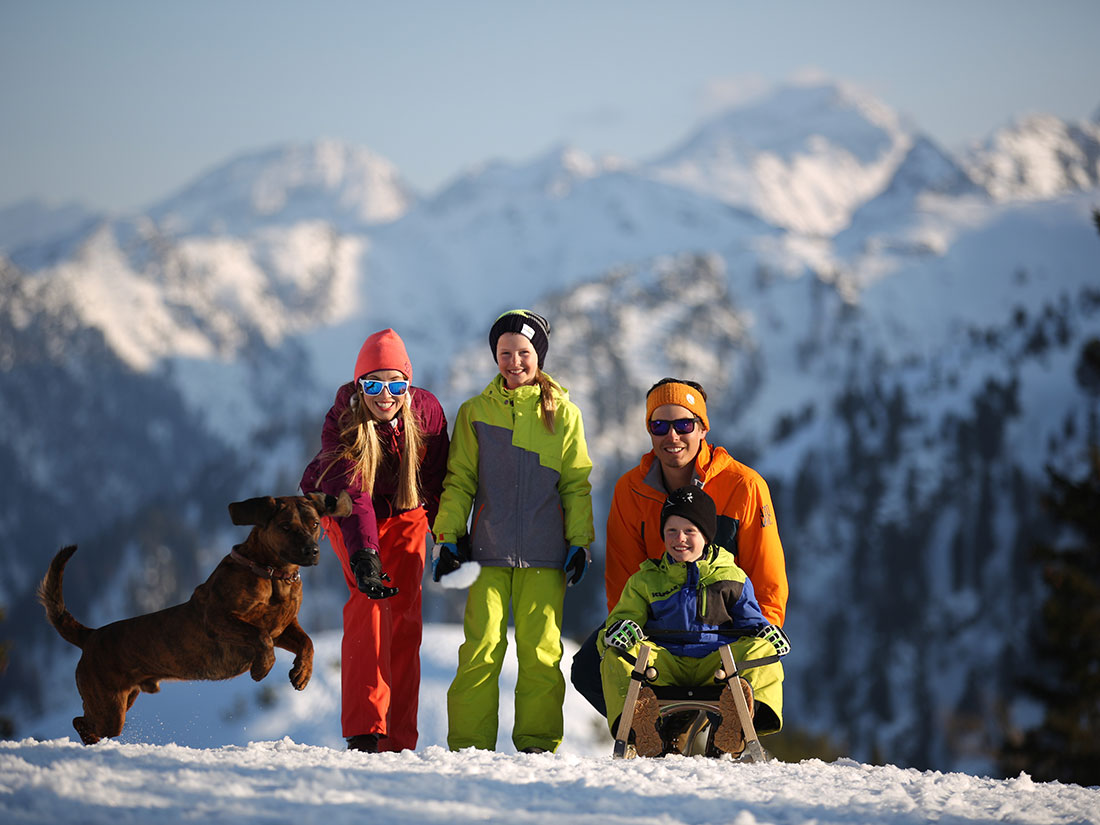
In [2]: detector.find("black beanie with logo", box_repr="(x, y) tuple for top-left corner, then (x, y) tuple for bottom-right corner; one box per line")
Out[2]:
(489, 309), (550, 368)
(660, 486), (717, 546)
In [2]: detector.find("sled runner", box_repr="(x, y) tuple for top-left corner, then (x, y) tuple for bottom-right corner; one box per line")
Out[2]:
(612, 642), (780, 761)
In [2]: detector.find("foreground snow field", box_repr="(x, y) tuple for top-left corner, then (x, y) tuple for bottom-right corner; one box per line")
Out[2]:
(3, 738), (1097, 825)
(6, 626), (1097, 824)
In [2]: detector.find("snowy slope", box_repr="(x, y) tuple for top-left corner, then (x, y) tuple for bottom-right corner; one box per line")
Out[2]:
(3, 740), (1098, 825)
(5, 625), (1097, 825)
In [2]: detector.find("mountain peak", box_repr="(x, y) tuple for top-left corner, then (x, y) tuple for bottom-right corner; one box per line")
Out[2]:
(645, 79), (912, 236)
(146, 139), (416, 236)
(964, 113), (1100, 201)
(427, 143), (619, 213)
(661, 80), (905, 164)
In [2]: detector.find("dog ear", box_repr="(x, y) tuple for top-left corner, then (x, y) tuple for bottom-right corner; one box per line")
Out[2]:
(303, 490), (353, 519)
(228, 496), (278, 526)
(330, 490), (353, 517)
(308, 490), (353, 518)
(304, 491), (351, 519)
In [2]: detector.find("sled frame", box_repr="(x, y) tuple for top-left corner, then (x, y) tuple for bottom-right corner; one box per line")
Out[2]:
(612, 643), (769, 762)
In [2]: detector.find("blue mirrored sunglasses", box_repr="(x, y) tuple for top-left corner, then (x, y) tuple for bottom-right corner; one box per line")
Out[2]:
(647, 418), (699, 436)
(359, 378), (409, 397)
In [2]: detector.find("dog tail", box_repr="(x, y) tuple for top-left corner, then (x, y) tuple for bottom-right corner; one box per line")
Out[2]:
(38, 544), (92, 649)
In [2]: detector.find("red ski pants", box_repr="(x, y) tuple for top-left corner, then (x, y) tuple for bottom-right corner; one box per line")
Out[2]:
(325, 507), (428, 751)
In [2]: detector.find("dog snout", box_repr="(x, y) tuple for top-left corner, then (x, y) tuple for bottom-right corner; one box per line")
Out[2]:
(300, 543), (321, 566)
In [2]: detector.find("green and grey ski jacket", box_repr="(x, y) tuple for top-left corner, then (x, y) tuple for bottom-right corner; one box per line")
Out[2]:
(433, 373), (595, 568)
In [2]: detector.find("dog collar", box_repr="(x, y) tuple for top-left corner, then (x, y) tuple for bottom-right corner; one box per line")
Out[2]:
(228, 549), (301, 582)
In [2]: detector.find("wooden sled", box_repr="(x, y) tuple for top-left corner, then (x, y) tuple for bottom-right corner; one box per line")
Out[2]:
(612, 643), (771, 762)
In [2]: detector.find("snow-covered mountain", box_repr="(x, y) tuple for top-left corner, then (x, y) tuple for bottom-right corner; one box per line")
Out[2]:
(147, 139), (417, 237)
(2, 78), (1099, 778)
(644, 82), (915, 236)
(964, 112), (1100, 202)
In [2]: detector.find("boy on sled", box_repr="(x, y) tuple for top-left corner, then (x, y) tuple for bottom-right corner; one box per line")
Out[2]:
(598, 486), (788, 757)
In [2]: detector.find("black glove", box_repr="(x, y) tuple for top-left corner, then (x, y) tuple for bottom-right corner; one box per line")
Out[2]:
(563, 545), (589, 587)
(350, 550), (398, 599)
(431, 541), (465, 583)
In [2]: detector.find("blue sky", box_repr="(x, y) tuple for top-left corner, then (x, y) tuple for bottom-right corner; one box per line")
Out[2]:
(2, 0), (1098, 213)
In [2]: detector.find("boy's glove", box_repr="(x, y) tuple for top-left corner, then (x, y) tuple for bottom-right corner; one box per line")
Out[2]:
(349, 550), (399, 599)
(756, 623), (791, 657)
(431, 541), (466, 582)
(604, 619), (646, 651)
(563, 545), (589, 586)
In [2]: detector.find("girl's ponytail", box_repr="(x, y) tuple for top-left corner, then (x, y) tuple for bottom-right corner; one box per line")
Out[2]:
(534, 370), (558, 434)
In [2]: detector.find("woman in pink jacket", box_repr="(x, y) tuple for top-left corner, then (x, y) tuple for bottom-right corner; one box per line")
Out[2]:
(301, 329), (449, 752)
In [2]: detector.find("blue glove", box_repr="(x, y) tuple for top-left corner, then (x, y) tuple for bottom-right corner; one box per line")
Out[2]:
(563, 545), (589, 586)
(756, 623), (791, 657)
(604, 619), (646, 651)
(431, 541), (465, 582)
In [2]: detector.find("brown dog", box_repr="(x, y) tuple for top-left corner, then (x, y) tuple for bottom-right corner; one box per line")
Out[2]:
(38, 491), (352, 745)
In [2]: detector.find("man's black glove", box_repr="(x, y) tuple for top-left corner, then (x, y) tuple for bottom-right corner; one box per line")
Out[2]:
(350, 549), (399, 599)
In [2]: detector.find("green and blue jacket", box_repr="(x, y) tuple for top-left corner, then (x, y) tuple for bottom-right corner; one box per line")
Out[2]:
(600, 546), (770, 658)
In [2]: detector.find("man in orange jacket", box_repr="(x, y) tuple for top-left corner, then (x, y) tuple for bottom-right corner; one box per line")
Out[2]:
(570, 378), (789, 716)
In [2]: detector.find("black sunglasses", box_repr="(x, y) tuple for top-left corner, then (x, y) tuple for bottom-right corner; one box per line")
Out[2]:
(647, 418), (699, 436)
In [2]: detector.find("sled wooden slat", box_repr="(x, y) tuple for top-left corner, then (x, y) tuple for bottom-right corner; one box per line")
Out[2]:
(613, 642), (652, 758)
(719, 644), (767, 763)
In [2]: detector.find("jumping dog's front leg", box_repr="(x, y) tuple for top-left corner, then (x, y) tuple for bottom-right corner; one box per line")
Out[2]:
(274, 620), (314, 690)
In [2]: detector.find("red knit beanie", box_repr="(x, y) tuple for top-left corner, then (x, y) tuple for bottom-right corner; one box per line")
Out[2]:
(353, 328), (412, 381)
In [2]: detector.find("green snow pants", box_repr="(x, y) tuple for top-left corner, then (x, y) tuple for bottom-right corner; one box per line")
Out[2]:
(599, 635), (784, 736)
(447, 565), (567, 752)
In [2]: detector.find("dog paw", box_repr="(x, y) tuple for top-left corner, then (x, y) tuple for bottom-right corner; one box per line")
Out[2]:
(289, 665), (312, 691)
(74, 717), (100, 746)
(250, 652), (276, 681)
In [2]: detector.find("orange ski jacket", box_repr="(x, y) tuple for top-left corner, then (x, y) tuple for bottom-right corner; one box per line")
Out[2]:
(604, 440), (788, 627)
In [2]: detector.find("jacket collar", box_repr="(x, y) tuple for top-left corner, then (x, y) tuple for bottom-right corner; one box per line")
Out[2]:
(483, 372), (564, 402)
(655, 542), (723, 576)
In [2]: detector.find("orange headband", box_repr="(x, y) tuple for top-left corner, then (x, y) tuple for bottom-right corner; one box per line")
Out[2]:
(645, 382), (709, 431)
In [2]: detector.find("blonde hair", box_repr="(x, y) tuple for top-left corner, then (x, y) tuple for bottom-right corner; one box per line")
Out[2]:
(534, 370), (559, 434)
(336, 387), (424, 509)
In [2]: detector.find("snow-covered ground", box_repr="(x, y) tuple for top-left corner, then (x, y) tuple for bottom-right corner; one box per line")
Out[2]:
(4, 625), (1098, 824)
(6, 738), (1098, 825)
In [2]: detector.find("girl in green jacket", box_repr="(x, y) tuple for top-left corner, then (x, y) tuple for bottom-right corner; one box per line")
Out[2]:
(432, 309), (595, 753)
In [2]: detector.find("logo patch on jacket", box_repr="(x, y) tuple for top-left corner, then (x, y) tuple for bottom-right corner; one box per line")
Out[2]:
(761, 504), (773, 527)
